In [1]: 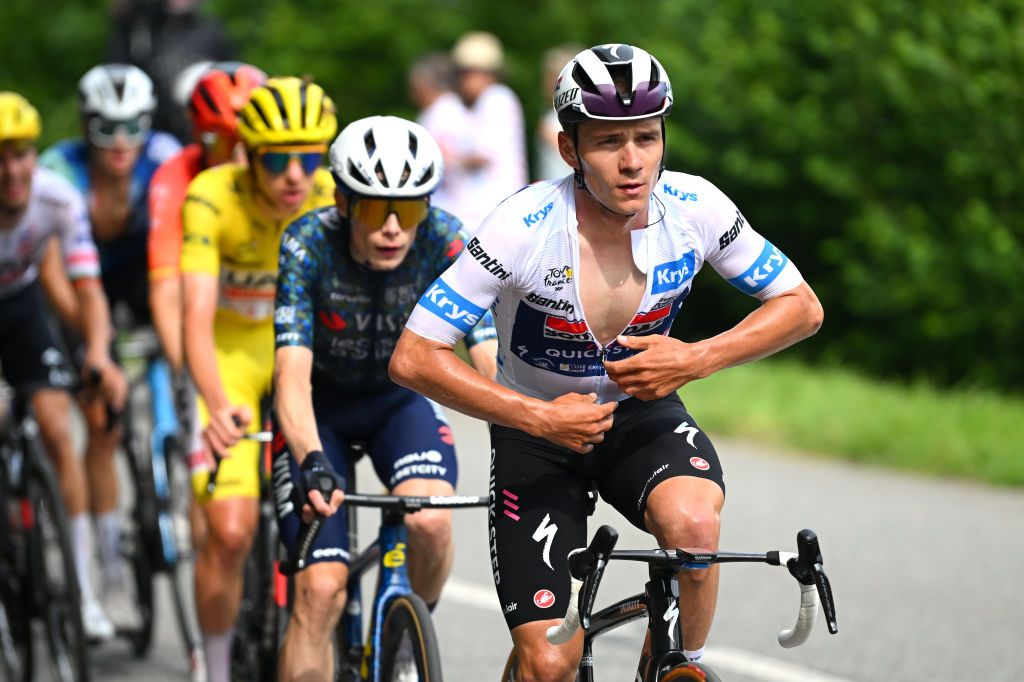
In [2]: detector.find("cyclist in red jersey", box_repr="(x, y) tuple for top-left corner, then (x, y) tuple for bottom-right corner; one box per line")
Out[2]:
(148, 62), (267, 373)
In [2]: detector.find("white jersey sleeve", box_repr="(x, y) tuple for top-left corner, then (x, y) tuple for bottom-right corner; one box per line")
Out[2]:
(405, 196), (529, 346)
(681, 175), (803, 300)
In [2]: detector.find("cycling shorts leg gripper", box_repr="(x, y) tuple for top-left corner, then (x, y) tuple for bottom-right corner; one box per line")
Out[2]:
(489, 424), (589, 630)
(271, 424), (353, 566)
(369, 392), (458, 490)
(596, 393), (725, 532)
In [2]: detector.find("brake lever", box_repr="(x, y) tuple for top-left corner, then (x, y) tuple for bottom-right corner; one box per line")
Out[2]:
(813, 563), (839, 634)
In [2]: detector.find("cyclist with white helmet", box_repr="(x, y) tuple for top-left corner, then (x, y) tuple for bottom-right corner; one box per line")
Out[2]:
(271, 115), (497, 681)
(391, 44), (824, 680)
(37, 63), (180, 636)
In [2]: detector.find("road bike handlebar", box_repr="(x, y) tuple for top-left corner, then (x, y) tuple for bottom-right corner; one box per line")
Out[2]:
(278, 492), (489, 576)
(546, 526), (838, 647)
(205, 428), (272, 495)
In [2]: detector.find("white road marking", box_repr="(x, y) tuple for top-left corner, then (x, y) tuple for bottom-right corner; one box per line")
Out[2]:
(444, 577), (856, 682)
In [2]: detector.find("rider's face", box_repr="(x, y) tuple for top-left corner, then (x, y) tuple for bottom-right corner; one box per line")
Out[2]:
(339, 191), (422, 272)
(251, 145), (323, 220)
(91, 136), (142, 178)
(0, 141), (36, 212)
(562, 118), (663, 216)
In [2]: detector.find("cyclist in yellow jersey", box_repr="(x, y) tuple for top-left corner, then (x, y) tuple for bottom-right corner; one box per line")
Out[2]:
(180, 76), (337, 682)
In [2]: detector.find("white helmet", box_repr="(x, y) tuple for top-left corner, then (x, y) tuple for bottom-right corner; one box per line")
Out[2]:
(329, 116), (443, 198)
(78, 64), (157, 120)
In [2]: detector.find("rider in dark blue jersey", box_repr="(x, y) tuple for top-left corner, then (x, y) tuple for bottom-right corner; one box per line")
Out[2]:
(271, 115), (496, 681)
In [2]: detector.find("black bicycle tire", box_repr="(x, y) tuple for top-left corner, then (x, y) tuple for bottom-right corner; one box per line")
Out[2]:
(0, 591), (24, 680)
(0, 530), (32, 682)
(127, 529), (156, 656)
(30, 455), (90, 681)
(378, 594), (443, 682)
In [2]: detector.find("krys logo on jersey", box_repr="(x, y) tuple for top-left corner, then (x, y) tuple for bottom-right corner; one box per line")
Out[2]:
(650, 251), (696, 295)
(417, 279), (486, 333)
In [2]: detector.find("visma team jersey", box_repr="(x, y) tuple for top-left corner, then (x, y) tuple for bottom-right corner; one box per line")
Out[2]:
(405, 172), (804, 403)
(0, 167), (100, 300)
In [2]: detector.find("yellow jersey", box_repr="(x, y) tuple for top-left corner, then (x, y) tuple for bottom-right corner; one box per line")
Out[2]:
(180, 163), (335, 326)
(179, 162), (333, 502)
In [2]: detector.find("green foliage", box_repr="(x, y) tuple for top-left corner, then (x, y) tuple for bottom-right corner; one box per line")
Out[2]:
(680, 359), (1024, 486)
(2, 0), (1021, 390)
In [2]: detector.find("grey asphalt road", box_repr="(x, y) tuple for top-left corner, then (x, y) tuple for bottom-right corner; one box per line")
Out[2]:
(65, 407), (1024, 681)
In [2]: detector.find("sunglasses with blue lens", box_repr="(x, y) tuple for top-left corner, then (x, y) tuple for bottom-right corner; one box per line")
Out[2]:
(257, 146), (325, 175)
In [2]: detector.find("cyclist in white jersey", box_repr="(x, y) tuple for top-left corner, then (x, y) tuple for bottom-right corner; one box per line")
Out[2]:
(0, 92), (127, 640)
(391, 44), (823, 681)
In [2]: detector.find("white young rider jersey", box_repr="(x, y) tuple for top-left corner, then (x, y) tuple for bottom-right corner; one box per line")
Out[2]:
(405, 172), (805, 403)
(0, 167), (100, 300)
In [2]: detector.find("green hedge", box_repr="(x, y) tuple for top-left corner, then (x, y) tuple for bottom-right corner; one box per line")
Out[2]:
(4, 0), (1021, 391)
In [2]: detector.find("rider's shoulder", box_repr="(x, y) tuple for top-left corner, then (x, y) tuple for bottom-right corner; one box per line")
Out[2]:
(37, 139), (86, 179)
(143, 130), (183, 165)
(31, 166), (83, 208)
(485, 177), (567, 237)
(654, 171), (725, 205)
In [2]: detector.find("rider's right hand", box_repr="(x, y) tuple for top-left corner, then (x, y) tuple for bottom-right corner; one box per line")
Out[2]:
(203, 404), (252, 458)
(297, 450), (345, 523)
(534, 392), (617, 454)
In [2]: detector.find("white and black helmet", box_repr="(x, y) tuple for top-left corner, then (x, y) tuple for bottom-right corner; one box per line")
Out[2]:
(78, 63), (157, 121)
(329, 116), (443, 198)
(553, 44), (673, 127)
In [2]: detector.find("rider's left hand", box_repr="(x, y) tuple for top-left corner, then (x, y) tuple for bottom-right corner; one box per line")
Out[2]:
(603, 334), (711, 400)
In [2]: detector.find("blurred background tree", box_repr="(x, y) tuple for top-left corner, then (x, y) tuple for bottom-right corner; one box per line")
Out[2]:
(4, 0), (1021, 391)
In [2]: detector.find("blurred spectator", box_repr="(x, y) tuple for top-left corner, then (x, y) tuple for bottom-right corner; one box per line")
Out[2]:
(408, 52), (465, 215)
(108, 0), (235, 143)
(448, 31), (528, 233)
(535, 44), (582, 181)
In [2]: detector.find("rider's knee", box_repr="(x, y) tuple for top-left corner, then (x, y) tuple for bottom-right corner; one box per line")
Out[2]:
(208, 517), (256, 567)
(293, 566), (347, 625)
(405, 508), (452, 553)
(517, 647), (580, 682)
(658, 505), (720, 552)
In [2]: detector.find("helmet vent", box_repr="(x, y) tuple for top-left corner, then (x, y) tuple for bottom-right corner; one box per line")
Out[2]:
(419, 164), (435, 187)
(299, 81), (308, 126)
(375, 160), (389, 188)
(408, 131), (418, 157)
(363, 130), (376, 156)
(248, 97), (272, 129)
(347, 160), (371, 186)
(571, 62), (599, 94)
(270, 86), (289, 128)
(400, 161), (411, 187)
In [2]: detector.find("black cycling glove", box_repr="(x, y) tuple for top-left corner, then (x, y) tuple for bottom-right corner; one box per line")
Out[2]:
(297, 450), (345, 506)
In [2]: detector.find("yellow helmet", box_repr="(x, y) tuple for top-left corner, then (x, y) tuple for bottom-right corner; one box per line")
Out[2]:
(237, 77), (337, 148)
(0, 92), (42, 142)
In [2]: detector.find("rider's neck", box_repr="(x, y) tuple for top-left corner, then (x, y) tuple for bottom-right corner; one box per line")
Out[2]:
(574, 185), (650, 243)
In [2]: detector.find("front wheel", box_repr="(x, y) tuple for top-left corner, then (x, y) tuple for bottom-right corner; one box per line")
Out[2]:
(659, 661), (722, 682)
(379, 595), (442, 682)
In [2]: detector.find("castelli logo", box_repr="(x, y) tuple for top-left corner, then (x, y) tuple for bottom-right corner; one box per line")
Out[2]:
(690, 456), (710, 471)
(533, 589), (555, 609)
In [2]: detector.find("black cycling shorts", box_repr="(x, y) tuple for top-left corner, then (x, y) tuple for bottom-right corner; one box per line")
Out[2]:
(272, 382), (459, 567)
(0, 281), (75, 393)
(488, 392), (724, 629)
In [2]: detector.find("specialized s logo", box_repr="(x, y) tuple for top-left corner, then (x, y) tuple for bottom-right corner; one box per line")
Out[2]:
(417, 279), (485, 333)
(522, 202), (554, 228)
(466, 237), (510, 280)
(650, 251), (696, 295)
(532, 514), (559, 570)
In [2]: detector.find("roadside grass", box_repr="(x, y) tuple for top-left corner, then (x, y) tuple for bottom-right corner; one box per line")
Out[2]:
(678, 360), (1024, 487)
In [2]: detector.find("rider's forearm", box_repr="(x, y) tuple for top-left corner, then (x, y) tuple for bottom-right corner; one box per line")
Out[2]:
(390, 331), (546, 434)
(149, 277), (184, 373)
(273, 367), (321, 466)
(183, 310), (228, 413)
(75, 281), (113, 361)
(696, 282), (823, 377)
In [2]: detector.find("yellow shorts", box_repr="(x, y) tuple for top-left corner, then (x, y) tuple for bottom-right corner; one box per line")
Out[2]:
(191, 321), (274, 503)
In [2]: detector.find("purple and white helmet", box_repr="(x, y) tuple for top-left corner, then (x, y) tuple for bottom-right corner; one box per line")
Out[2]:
(553, 44), (673, 126)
